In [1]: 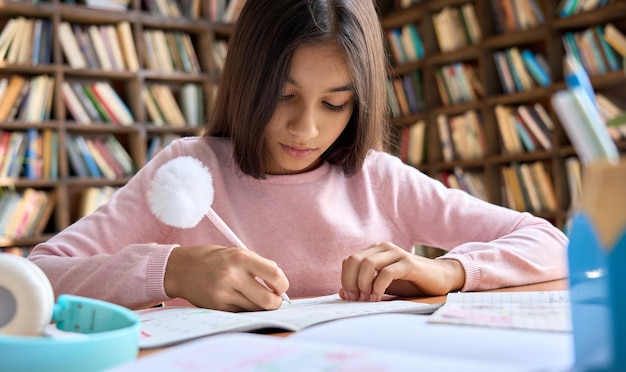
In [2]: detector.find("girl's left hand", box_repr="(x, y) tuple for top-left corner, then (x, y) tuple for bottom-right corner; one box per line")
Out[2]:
(339, 242), (465, 302)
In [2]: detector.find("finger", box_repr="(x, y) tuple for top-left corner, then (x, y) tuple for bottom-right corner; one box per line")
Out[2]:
(356, 248), (403, 300)
(227, 274), (284, 311)
(341, 254), (363, 300)
(341, 243), (389, 300)
(236, 248), (290, 294)
(253, 263), (290, 297)
(355, 255), (378, 300)
(371, 260), (409, 301)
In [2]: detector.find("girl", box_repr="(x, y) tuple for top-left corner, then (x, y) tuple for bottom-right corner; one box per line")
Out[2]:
(29, 0), (568, 312)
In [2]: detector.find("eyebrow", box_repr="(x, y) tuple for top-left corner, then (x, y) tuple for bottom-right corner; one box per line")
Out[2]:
(285, 77), (353, 93)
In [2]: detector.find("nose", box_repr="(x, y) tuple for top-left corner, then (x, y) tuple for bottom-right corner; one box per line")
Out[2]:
(288, 104), (319, 139)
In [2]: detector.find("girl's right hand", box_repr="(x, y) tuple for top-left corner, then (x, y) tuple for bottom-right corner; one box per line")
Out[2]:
(163, 244), (289, 312)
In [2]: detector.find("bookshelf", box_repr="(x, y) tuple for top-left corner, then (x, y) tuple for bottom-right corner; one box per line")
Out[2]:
(380, 0), (626, 230)
(3, 0), (626, 255)
(0, 0), (238, 254)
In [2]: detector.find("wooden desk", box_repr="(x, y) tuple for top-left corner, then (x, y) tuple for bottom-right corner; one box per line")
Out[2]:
(138, 278), (568, 358)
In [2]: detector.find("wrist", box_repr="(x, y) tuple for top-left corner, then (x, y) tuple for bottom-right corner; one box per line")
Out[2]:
(164, 247), (183, 299)
(438, 258), (466, 292)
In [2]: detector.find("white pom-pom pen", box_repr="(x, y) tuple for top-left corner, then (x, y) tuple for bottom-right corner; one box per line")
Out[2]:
(148, 156), (291, 304)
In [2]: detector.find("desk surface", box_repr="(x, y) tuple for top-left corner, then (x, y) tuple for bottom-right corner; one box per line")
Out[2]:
(138, 278), (568, 358)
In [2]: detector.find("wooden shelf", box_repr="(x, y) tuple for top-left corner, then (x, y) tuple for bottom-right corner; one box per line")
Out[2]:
(0, 0), (221, 250)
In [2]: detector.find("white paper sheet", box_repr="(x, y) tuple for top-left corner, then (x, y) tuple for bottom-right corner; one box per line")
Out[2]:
(291, 313), (573, 371)
(107, 333), (534, 372)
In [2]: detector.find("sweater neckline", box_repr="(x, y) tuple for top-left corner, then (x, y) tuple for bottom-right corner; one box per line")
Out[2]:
(258, 162), (333, 185)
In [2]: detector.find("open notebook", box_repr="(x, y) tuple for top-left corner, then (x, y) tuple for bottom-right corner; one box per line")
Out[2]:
(136, 294), (442, 348)
(110, 312), (573, 371)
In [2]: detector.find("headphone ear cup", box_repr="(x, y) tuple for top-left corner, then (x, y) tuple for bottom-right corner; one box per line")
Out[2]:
(0, 254), (55, 336)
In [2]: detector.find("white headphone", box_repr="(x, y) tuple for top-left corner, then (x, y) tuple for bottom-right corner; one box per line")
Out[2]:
(0, 253), (141, 371)
(0, 253), (55, 336)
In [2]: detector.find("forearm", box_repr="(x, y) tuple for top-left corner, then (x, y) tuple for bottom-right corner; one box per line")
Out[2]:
(29, 230), (177, 309)
(441, 214), (569, 291)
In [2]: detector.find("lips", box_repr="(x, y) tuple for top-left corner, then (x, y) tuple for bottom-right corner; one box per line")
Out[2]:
(280, 144), (315, 158)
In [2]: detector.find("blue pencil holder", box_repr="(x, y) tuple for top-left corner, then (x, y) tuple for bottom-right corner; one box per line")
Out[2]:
(568, 161), (626, 371)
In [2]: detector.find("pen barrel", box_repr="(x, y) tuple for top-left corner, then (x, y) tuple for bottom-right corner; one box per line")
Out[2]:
(205, 209), (248, 249)
(568, 160), (626, 371)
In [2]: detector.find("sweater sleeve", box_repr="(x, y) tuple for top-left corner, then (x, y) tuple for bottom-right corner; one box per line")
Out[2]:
(28, 141), (186, 309)
(372, 153), (569, 292)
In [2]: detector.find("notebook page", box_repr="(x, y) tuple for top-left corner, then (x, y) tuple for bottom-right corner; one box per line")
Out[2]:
(428, 290), (571, 331)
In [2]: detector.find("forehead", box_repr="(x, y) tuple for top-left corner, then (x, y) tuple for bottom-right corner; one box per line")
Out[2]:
(288, 42), (352, 84)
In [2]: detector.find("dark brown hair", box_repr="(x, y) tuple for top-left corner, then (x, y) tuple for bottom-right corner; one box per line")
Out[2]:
(206, 0), (389, 178)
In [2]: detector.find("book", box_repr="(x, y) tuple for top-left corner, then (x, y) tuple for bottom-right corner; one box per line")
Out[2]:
(565, 156), (582, 209)
(106, 25), (126, 71)
(0, 18), (19, 63)
(73, 24), (100, 69)
(494, 104), (523, 154)
(386, 28), (405, 64)
(501, 165), (526, 211)
(0, 75), (26, 122)
(82, 84), (112, 123)
(180, 83), (203, 126)
(70, 82), (101, 122)
(24, 128), (40, 180)
(493, 51), (516, 93)
(89, 25), (113, 71)
(61, 81), (91, 124)
(58, 21), (87, 69)
(16, 18), (33, 65)
(436, 114), (454, 162)
(603, 23), (626, 57)
(519, 162), (542, 211)
(116, 21), (139, 72)
(392, 78), (410, 116)
(460, 2), (481, 44)
(92, 82), (134, 126)
(72, 135), (102, 178)
(26, 190), (56, 237)
(91, 137), (125, 178)
(37, 19), (53, 65)
(406, 120), (426, 166)
(135, 294), (441, 349)
(3, 188), (36, 237)
(103, 135), (135, 175)
(4, 18), (26, 65)
(521, 49), (551, 87)
(530, 160), (558, 211)
(65, 135), (89, 177)
(517, 104), (552, 150)
(150, 85), (185, 126)
(141, 86), (164, 125)
(85, 138), (116, 180)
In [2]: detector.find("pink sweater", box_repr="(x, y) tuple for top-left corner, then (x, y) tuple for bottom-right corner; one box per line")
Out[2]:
(29, 136), (568, 309)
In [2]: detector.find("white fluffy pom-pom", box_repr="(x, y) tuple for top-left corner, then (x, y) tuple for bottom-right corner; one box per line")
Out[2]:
(148, 156), (214, 229)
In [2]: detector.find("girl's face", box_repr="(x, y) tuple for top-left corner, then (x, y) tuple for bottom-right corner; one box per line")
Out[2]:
(263, 42), (355, 175)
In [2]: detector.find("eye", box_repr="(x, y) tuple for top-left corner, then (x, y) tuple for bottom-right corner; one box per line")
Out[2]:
(280, 94), (295, 102)
(324, 102), (346, 112)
